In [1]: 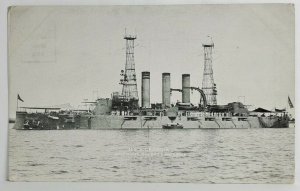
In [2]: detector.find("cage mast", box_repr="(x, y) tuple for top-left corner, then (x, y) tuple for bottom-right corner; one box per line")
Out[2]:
(120, 33), (139, 107)
(202, 38), (217, 105)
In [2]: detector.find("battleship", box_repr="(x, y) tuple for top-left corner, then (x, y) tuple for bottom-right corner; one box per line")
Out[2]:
(14, 34), (290, 130)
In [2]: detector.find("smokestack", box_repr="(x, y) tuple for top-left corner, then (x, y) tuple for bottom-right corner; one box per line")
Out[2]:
(141, 71), (150, 108)
(162, 73), (171, 108)
(182, 74), (190, 103)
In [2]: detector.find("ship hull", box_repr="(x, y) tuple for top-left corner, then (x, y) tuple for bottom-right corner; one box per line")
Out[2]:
(14, 112), (289, 130)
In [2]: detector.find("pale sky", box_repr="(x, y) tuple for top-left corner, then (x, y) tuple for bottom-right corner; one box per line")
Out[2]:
(8, 4), (295, 117)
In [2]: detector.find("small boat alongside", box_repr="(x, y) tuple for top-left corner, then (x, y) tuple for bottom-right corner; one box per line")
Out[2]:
(162, 123), (183, 129)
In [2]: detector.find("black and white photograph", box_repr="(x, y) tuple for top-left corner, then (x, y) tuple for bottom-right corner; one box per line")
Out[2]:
(6, 4), (295, 184)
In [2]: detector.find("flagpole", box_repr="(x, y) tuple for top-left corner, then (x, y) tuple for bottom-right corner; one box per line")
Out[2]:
(17, 94), (18, 112)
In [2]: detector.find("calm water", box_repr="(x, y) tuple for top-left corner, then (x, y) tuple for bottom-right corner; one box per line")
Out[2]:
(8, 124), (295, 183)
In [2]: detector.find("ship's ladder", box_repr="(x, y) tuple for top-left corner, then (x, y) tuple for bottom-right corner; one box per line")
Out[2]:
(214, 118), (221, 128)
(231, 121), (237, 128)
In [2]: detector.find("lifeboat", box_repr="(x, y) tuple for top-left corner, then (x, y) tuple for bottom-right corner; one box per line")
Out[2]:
(162, 123), (183, 129)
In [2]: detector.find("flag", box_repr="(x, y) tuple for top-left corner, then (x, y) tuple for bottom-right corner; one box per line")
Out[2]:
(288, 96), (293, 108)
(17, 94), (24, 102)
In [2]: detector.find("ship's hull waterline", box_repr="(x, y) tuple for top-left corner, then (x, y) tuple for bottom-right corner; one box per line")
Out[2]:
(14, 112), (289, 130)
